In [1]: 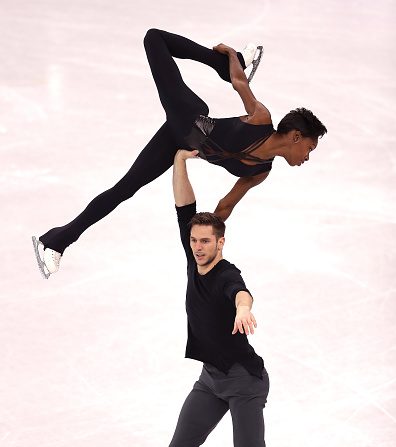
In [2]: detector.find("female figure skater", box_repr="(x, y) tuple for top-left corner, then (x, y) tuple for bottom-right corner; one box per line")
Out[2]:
(32, 28), (327, 278)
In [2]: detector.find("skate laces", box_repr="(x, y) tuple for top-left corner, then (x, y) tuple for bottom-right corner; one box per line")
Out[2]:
(50, 249), (61, 266)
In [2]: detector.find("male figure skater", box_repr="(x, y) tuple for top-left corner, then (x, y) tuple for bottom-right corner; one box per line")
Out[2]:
(169, 149), (269, 447)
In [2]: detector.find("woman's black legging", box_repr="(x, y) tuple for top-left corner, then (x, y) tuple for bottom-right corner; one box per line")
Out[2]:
(39, 29), (246, 253)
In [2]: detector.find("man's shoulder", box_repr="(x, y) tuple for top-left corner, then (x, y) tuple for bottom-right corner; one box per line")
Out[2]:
(216, 259), (242, 277)
(215, 260), (248, 296)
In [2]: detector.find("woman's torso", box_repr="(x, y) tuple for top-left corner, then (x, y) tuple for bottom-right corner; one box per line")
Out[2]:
(184, 115), (275, 177)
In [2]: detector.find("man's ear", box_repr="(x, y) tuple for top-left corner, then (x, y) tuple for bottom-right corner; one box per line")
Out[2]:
(218, 237), (225, 250)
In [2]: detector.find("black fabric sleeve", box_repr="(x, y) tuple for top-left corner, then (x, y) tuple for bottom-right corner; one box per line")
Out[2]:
(221, 269), (252, 305)
(175, 202), (196, 265)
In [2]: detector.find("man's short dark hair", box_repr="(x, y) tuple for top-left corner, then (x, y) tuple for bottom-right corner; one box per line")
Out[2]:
(189, 212), (226, 240)
(277, 107), (327, 139)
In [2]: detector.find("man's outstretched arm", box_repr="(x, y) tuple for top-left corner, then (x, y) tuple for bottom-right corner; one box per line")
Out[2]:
(173, 149), (199, 206)
(232, 291), (257, 335)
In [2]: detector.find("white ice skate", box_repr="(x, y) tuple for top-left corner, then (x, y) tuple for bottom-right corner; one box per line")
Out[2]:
(241, 43), (264, 83)
(32, 236), (62, 279)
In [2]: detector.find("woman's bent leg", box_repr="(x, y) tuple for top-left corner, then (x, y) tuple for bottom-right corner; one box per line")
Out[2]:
(144, 28), (209, 137)
(39, 122), (177, 254)
(145, 28), (245, 86)
(143, 29), (245, 130)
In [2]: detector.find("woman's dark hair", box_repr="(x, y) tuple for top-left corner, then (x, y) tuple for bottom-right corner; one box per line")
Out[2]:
(277, 107), (327, 139)
(189, 212), (225, 240)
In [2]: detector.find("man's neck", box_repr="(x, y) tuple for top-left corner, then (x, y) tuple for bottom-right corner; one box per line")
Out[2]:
(197, 255), (223, 275)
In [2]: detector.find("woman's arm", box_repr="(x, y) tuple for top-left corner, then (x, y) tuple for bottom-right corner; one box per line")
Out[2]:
(213, 171), (270, 221)
(213, 44), (271, 121)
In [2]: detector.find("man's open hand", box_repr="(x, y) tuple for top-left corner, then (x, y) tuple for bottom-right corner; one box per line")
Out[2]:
(232, 305), (257, 335)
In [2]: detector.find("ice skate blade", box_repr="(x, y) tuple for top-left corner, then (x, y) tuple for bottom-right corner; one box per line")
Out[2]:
(32, 236), (50, 279)
(247, 45), (263, 83)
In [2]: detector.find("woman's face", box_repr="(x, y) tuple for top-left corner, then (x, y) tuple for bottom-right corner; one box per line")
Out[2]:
(286, 132), (318, 166)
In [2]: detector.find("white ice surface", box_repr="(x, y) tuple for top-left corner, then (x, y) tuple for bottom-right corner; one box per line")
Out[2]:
(1, 0), (395, 446)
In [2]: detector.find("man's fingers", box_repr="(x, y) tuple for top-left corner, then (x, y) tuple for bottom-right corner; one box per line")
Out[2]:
(176, 149), (199, 160)
(241, 319), (252, 335)
(239, 318), (257, 335)
(243, 319), (250, 335)
(234, 315), (258, 335)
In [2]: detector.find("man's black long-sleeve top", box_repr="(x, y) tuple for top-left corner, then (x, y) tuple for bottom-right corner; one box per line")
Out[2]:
(176, 201), (264, 378)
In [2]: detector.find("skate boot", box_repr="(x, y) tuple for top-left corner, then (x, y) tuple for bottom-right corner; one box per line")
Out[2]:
(32, 236), (62, 279)
(241, 43), (264, 83)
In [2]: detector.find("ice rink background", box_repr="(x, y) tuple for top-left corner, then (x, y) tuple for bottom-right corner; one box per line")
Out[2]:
(1, 0), (395, 445)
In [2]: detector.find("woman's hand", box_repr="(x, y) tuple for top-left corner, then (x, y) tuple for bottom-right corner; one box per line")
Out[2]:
(213, 43), (236, 56)
(175, 149), (199, 162)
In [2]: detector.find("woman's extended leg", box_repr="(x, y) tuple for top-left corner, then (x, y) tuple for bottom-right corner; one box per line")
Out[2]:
(143, 28), (245, 139)
(39, 122), (177, 254)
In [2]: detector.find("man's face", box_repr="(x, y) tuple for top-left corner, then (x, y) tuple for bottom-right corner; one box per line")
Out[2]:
(190, 225), (223, 267)
(286, 132), (318, 167)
